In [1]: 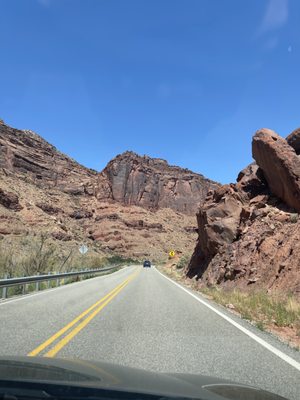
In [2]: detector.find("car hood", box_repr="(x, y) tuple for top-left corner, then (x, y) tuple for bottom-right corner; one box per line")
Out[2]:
(0, 356), (287, 400)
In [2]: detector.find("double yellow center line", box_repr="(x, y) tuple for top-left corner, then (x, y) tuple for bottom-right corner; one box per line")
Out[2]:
(28, 271), (138, 358)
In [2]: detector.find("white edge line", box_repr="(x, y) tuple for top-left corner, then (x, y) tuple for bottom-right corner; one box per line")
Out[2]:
(0, 266), (130, 307)
(154, 267), (300, 372)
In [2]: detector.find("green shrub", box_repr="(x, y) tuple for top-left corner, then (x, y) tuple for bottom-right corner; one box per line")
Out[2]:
(176, 255), (190, 269)
(290, 213), (298, 223)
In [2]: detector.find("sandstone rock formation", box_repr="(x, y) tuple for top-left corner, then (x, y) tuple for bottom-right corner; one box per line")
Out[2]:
(0, 120), (97, 195)
(236, 162), (268, 197)
(252, 128), (300, 212)
(187, 128), (300, 297)
(96, 151), (218, 215)
(0, 120), (217, 215)
(286, 127), (300, 155)
(0, 188), (23, 211)
(0, 120), (215, 262)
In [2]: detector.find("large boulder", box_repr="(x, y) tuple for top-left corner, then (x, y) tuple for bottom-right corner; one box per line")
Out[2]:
(187, 185), (245, 278)
(252, 129), (300, 212)
(236, 162), (268, 198)
(286, 127), (300, 155)
(198, 185), (244, 257)
(0, 188), (23, 211)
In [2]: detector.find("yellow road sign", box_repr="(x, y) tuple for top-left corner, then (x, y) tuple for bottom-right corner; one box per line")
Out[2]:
(169, 250), (175, 257)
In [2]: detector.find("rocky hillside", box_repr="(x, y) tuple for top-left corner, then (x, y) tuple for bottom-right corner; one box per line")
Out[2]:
(0, 120), (218, 262)
(187, 128), (300, 298)
(0, 120), (97, 195)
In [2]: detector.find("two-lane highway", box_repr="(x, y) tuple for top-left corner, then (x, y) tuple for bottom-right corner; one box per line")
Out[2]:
(0, 265), (299, 399)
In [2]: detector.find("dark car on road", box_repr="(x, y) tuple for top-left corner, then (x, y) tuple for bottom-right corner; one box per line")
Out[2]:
(143, 260), (151, 268)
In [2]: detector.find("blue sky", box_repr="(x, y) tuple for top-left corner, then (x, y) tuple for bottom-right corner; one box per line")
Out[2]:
(0, 0), (299, 183)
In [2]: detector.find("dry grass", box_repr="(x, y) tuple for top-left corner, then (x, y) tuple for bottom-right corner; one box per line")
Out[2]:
(200, 287), (300, 330)
(0, 235), (138, 299)
(0, 234), (136, 279)
(200, 287), (300, 349)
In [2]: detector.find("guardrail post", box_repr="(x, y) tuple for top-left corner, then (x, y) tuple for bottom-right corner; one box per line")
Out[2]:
(2, 286), (7, 299)
(22, 284), (26, 295)
(53, 271), (59, 287)
(47, 272), (51, 289)
(35, 274), (40, 291)
(2, 274), (8, 299)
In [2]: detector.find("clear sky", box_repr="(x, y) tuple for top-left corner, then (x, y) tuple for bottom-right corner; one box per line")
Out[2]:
(0, 0), (299, 183)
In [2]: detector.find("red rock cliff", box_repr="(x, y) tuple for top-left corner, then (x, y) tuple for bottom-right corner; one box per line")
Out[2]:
(187, 128), (300, 297)
(0, 121), (218, 215)
(97, 151), (218, 215)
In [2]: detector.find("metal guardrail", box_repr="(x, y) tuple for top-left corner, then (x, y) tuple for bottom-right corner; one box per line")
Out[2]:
(0, 265), (120, 299)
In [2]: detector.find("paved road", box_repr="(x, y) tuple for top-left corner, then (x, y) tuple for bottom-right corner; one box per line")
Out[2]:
(0, 265), (299, 399)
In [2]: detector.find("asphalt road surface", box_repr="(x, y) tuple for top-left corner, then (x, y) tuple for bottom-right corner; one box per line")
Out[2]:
(0, 265), (299, 399)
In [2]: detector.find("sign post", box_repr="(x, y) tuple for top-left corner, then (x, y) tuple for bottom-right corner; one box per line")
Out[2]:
(79, 245), (88, 274)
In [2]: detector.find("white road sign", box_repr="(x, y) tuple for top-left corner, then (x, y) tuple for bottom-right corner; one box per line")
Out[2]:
(79, 244), (88, 255)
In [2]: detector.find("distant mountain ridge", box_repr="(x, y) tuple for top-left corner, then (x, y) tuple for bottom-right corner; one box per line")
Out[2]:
(0, 120), (219, 215)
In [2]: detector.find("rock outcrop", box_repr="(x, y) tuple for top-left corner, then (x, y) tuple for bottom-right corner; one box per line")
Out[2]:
(96, 151), (218, 215)
(236, 162), (268, 197)
(0, 120), (97, 195)
(0, 188), (23, 211)
(188, 183), (251, 279)
(252, 128), (300, 212)
(187, 128), (300, 297)
(286, 127), (300, 155)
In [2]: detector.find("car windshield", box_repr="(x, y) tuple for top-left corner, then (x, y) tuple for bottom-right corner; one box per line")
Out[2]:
(0, 1), (299, 400)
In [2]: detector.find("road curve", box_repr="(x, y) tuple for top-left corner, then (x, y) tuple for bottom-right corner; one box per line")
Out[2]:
(0, 265), (299, 400)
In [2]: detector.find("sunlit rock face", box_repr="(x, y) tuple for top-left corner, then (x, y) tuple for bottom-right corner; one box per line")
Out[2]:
(187, 127), (300, 298)
(96, 151), (219, 215)
(0, 120), (217, 261)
